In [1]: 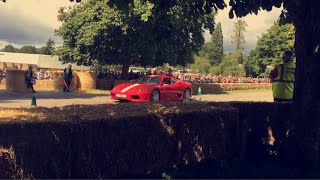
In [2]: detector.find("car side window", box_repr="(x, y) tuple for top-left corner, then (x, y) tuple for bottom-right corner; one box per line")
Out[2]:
(170, 78), (176, 84)
(163, 78), (171, 85)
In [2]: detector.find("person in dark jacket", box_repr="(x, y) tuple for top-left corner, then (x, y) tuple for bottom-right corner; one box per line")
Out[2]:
(25, 66), (37, 93)
(63, 63), (73, 92)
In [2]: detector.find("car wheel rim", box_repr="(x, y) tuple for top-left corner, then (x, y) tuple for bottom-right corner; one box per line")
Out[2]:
(184, 89), (190, 100)
(151, 91), (159, 102)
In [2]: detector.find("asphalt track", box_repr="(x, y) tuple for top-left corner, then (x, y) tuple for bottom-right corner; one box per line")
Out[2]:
(0, 86), (273, 108)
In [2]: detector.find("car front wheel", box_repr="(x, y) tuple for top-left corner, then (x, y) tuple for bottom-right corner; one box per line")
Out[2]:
(150, 90), (160, 102)
(183, 89), (191, 100)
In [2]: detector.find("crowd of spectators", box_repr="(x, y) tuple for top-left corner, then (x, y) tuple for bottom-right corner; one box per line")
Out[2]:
(179, 73), (271, 83)
(0, 67), (271, 84)
(96, 68), (271, 83)
(36, 70), (53, 80)
(0, 68), (54, 81)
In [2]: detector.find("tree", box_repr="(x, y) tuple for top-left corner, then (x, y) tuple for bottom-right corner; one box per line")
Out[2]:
(231, 19), (247, 64)
(245, 23), (295, 77)
(188, 56), (211, 74)
(213, 51), (245, 76)
(55, 0), (216, 78)
(209, 22), (224, 65)
(1, 44), (16, 52)
(19, 46), (37, 54)
(38, 39), (55, 55)
(227, 0), (320, 167)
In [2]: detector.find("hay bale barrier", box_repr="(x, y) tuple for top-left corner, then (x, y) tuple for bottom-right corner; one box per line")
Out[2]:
(5, 69), (32, 93)
(69, 72), (78, 91)
(0, 102), (238, 179)
(52, 72), (78, 92)
(52, 71), (64, 92)
(77, 71), (96, 90)
(0, 78), (6, 86)
(34, 80), (54, 90)
(191, 83), (271, 95)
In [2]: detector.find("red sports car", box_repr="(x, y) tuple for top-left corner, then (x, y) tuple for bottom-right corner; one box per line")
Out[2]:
(110, 75), (192, 102)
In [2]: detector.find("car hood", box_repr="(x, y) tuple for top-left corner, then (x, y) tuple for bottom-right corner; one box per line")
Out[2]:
(112, 83), (153, 93)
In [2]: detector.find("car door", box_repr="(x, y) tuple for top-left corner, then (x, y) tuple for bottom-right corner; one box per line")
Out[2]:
(161, 78), (173, 100)
(169, 78), (182, 100)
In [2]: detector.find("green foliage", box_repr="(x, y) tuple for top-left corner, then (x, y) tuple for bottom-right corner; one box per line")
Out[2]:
(245, 23), (294, 77)
(188, 56), (211, 74)
(231, 19), (247, 64)
(1, 44), (16, 52)
(207, 22), (224, 66)
(209, 66), (222, 75)
(197, 22), (223, 67)
(219, 52), (245, 76)
(38, 39), (55, 55)
(1, 39), (55, 55)
(231, 20), (247, 52)
(19, 46), (37, 54)
(55, 0), (217, 75)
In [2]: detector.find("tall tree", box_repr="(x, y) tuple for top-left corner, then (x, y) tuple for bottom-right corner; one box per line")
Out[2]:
(245, 23), (295, 77)
(1, 44), (16, 52)
(38, 39), (55, 55)
(210, 22), (224, 66)
(55, 0), (216, 78)
(231, 19), (247, 64)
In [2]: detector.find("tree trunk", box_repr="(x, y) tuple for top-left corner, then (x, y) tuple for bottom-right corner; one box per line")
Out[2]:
(121, 58), (133, 80)
(293, 0), (320, 168)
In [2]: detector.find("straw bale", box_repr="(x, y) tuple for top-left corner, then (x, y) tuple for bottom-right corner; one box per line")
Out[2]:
(0, 78), (5, 86)
(70, 72), (78, 91)
(21, 64), (29, 70)
(77, 71), (96, 90)
(5, 69), (32, 93)
(52, 71), (78, 92)
(52, 71), (64, 92)
(191, 83), (271, 95)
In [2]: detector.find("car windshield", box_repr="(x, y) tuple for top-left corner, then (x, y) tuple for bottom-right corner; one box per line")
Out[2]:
(135, 76), (161, 85)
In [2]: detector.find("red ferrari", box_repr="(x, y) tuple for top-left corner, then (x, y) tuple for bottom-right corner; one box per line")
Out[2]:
(110, 75), (192, 102)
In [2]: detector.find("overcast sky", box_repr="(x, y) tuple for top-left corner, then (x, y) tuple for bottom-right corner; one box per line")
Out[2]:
(0, 0), (282, 54)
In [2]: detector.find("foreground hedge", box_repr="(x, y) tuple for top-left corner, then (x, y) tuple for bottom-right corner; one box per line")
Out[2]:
(208, 102), (293, 161)
(0, 102), (238, 179)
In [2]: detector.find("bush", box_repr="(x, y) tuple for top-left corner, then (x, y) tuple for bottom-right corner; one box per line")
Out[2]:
(0, 102), (238, 178)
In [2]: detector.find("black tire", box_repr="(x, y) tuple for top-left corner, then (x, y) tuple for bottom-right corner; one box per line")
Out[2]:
(183, 89), (191, 100)
(150, 90), (160, 102)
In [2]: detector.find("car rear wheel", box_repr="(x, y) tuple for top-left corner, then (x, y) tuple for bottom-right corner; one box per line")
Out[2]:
(183, 89), (191, 100)
(150, 90), (160, 102)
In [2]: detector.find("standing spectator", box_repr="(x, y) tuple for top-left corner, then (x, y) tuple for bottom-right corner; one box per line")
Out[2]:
(0, 69), (3, 84)
(63, 63), (73, 92)
(25, 66), (37, 93)
(270, 50), (295, 102)
(167, 68), (173, 77)
(0, 69), (4, 84)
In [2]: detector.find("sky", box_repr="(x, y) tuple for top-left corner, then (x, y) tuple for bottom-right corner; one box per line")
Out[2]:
(0, 0), (282, 54)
